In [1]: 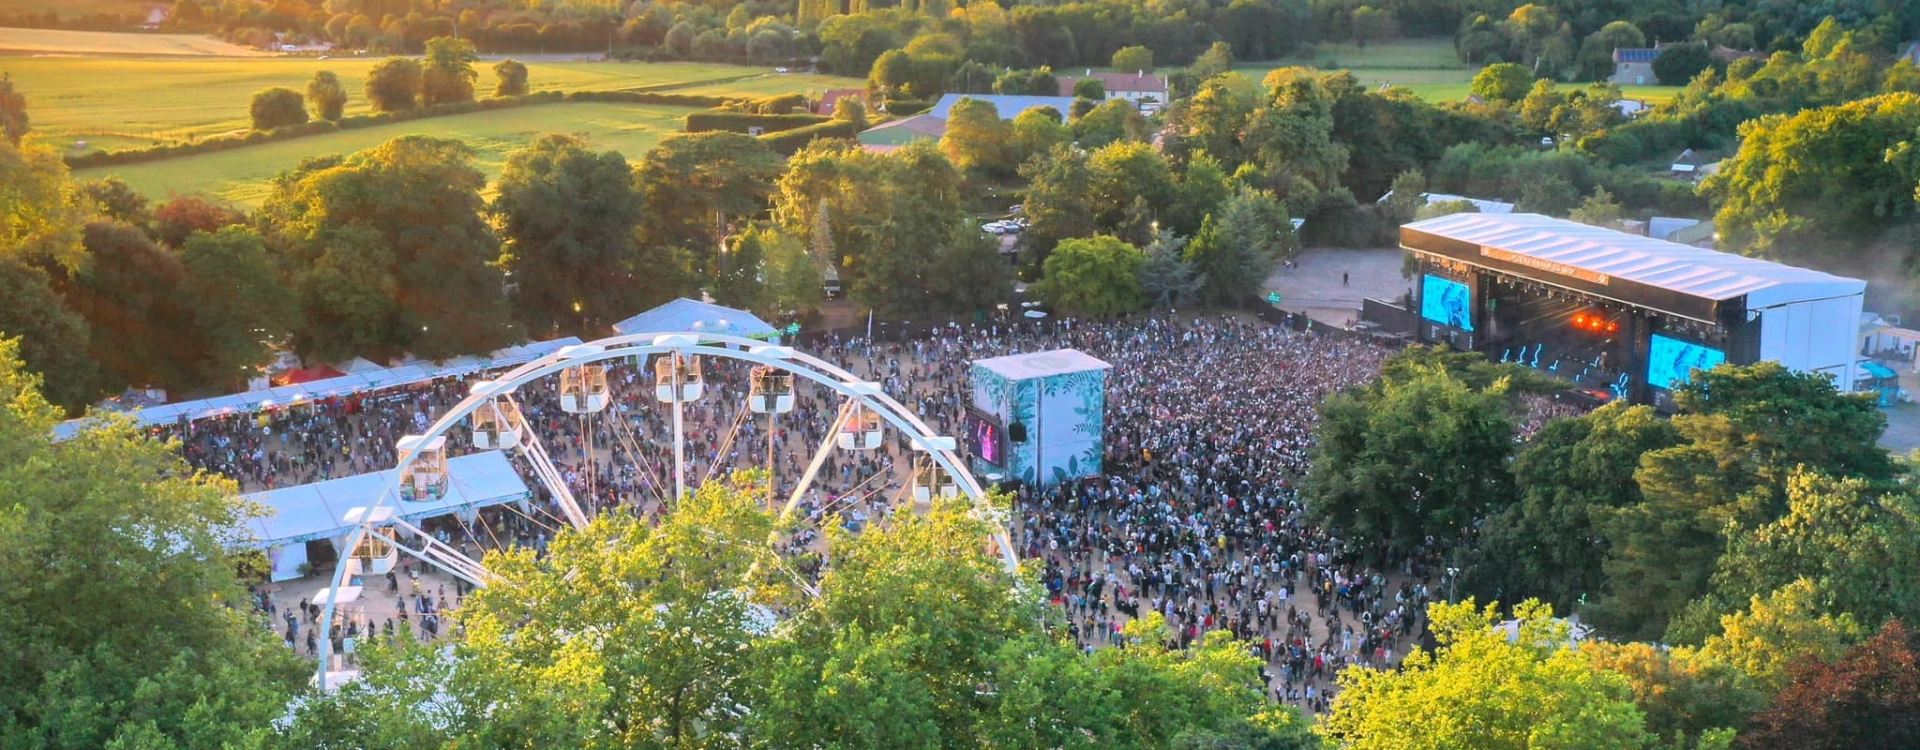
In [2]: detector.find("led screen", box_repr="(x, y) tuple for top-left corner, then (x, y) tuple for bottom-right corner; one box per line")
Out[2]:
(1647, 334), (1727, 390)
(1421, 275), (1474, 331)
(965, 411), (1003, 466)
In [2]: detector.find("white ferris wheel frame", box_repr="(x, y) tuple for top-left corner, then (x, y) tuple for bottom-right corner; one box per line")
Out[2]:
(314, 331), (1017, 685)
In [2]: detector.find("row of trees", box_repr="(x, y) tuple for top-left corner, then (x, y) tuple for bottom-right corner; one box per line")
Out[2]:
(248, 42), (530, 131)
(1302, 347), (1918, 746)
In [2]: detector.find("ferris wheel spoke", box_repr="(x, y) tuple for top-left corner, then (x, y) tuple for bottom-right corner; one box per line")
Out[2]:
(784, 399), (856, 516)
(388, 517), (492, 588)
(505, 395), (589, 530)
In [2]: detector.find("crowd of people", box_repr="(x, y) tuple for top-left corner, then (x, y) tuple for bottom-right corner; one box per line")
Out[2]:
(165, 312), (1583, 709)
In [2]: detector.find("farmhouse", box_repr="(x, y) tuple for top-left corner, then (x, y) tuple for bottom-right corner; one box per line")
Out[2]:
(1054, 70), (1171, 110)
(1610, 48), (1658, 85)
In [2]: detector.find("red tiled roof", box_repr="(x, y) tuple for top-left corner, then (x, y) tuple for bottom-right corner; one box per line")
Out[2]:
(815, 88), (863, 115)
(1055, 71), (1169, 96)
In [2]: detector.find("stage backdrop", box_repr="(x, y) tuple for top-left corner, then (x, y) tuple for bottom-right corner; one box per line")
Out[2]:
(970, 349), (1111, 486)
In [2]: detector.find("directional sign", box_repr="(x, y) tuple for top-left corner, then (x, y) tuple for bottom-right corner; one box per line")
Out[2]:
(1266, 292), (1282, 304)
(784, 323), (801, 335)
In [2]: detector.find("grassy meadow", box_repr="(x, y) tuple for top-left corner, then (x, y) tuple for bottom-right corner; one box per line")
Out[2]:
(0, 0), (154, 18)
(3, 56), (855, 153)
(73, 100), (703, 206)
(0, 27), (264, 56)
(1238, 38), (1681, 105)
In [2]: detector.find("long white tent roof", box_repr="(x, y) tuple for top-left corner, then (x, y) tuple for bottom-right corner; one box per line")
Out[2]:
(242, 451), (529, 547)
(52, 338), (583, 441)
(1403, 213), (1864, 309)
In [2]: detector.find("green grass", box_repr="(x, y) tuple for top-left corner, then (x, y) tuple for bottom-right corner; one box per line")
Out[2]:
(1234, 37), (1681, 105)
(0, 0), (153, 18)
(670, 72), (861, 98)
(72, 101), (700, 206)
(4, 57), (859, 152)
(0, 27), (265, 56)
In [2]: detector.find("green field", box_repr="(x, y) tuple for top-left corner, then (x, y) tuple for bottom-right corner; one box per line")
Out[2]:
(3, 57), (858, 152)
(0, 0), (152, 18)
(0, 27), (264, 56)
(1238, 38), (1681, 105)
(73, 100), (701, 206)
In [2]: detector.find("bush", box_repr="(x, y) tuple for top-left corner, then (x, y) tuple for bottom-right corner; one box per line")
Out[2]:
(757, 120), (862, 155)
(249, 87), (308, 131)
(685, 111), (829, 134)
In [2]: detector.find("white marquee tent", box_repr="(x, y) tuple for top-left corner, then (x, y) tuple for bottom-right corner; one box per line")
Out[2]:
(613, 298), (781, 341)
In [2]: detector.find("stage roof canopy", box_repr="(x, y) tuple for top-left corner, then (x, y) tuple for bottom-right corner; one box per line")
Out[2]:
(242, 450), (529, 547)
(613, 298), (779, 341)
(1402, 213), (1864, 309)
(973, 349), (1112, 380)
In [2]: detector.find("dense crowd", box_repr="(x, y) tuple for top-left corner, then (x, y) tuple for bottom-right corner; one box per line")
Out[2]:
(173, 313), (1582, 709)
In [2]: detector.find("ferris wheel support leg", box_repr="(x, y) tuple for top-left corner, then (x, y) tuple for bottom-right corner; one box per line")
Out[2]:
(672, 363), (686, 503)
(389, 517), (493, 588)
(506, 396), (589, 529)
(313, 524), (366, 685)
(783, 402), (855, 517)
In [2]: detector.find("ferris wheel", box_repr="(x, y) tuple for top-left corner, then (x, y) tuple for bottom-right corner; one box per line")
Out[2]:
(312, 331), (1016, 686)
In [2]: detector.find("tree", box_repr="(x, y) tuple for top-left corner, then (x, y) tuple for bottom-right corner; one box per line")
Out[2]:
(1184, 188), (1294, 306)
(759, 225), (824, 316)
(421, 36), (478, 106)
(832, 96), (868, 129)
(306, 70), (348, 121)
(939, 97), (1014, 176)
(1570, 187), (1624, 227)
(258, 136), (516, 361)
(1471, 62), (1534, 103)
(1320, 599), (1652, 750)
(1737, 620), (1920, 750)
(1112, 45), (1154, 74)
(0, 143), (89, 272)
(1652, 43), (1713, 86)
(491, 59), (528, 97)
(1582, 642), (1761, 749)
(1704, 93), (1920, 273)
(1089, 141), (1178, 241)
(248, 86), (308, 131)
(1192, 42), (1234, 81)
(1017, 143), (1099, 269)
(869, 48), (913, 95)
(1472, 403), (1681, 614)
(1073, 97), (1149, 149)
(152, 194), (244, 249)
(1304, 350), (1518, 556)
(79, 176), (150, 228)
(1587, 362), (1893, 642)
(1377, 169), (1426, 226)
(176, 226), (296, 390)
(1244, 69), (1348, 206)
(364, 56), (421, 111)
(1699, 580), (1868, 695)
(1349, 6), (1397, 48)
(491, 134), (648, 337)
(1073, 77), (1106, 100)
(0, 72), (25, 146)
(50, 220), (197, 394)
(1009, 106), (1067, 164)
(0, 260), (96, 410)
(1028, 66), (1059, 99)
(1137, 230), (1203, 308)
(0, 337), (305, 747)
(634, 132), (783, 287)
(1032, 235), (1147, 315)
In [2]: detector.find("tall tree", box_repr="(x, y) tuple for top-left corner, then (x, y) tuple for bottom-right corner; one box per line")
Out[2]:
(940, 97), (1014, 176)
(1138, 230), (1203, 309)
(635, 132), (782, 285)
(306, 70), (348, 121)
(1017, 143), (1099, 271)
(152, 194), (244, 249)
(1581, 642), (1759, 749)
(49, 220), (196, 394)
(1032, 235), (1147, 315)
(259, 136), (516, 361)
(363, 57), (422, 112)
(491, 134), (648, 337)
(0, 71), (25, 145)
(0, 260), (96, 410)
(0, 143), (88, 272)
(491, 58), (529, 97)
(1472, 403), (1681, 614)
(1184, 188), (1294, 306)
(1245, 68), (1348, 208)
(1111, 45), (1153, 73)
(421, 36), (479, 106)
(0, 338), (305, 748)
(1320, 599), (1652, 749)
(1699, 580), (1868, 695)
(176, 226), (297, 391)
(1304, 351), (1518, 556)
(1736, 620), (1920, 750)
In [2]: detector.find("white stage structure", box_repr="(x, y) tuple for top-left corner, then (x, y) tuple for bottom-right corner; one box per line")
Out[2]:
(244, 451), (531, 582)
(313, 331), (1014, 686)
(970, 350), (1111, 487)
